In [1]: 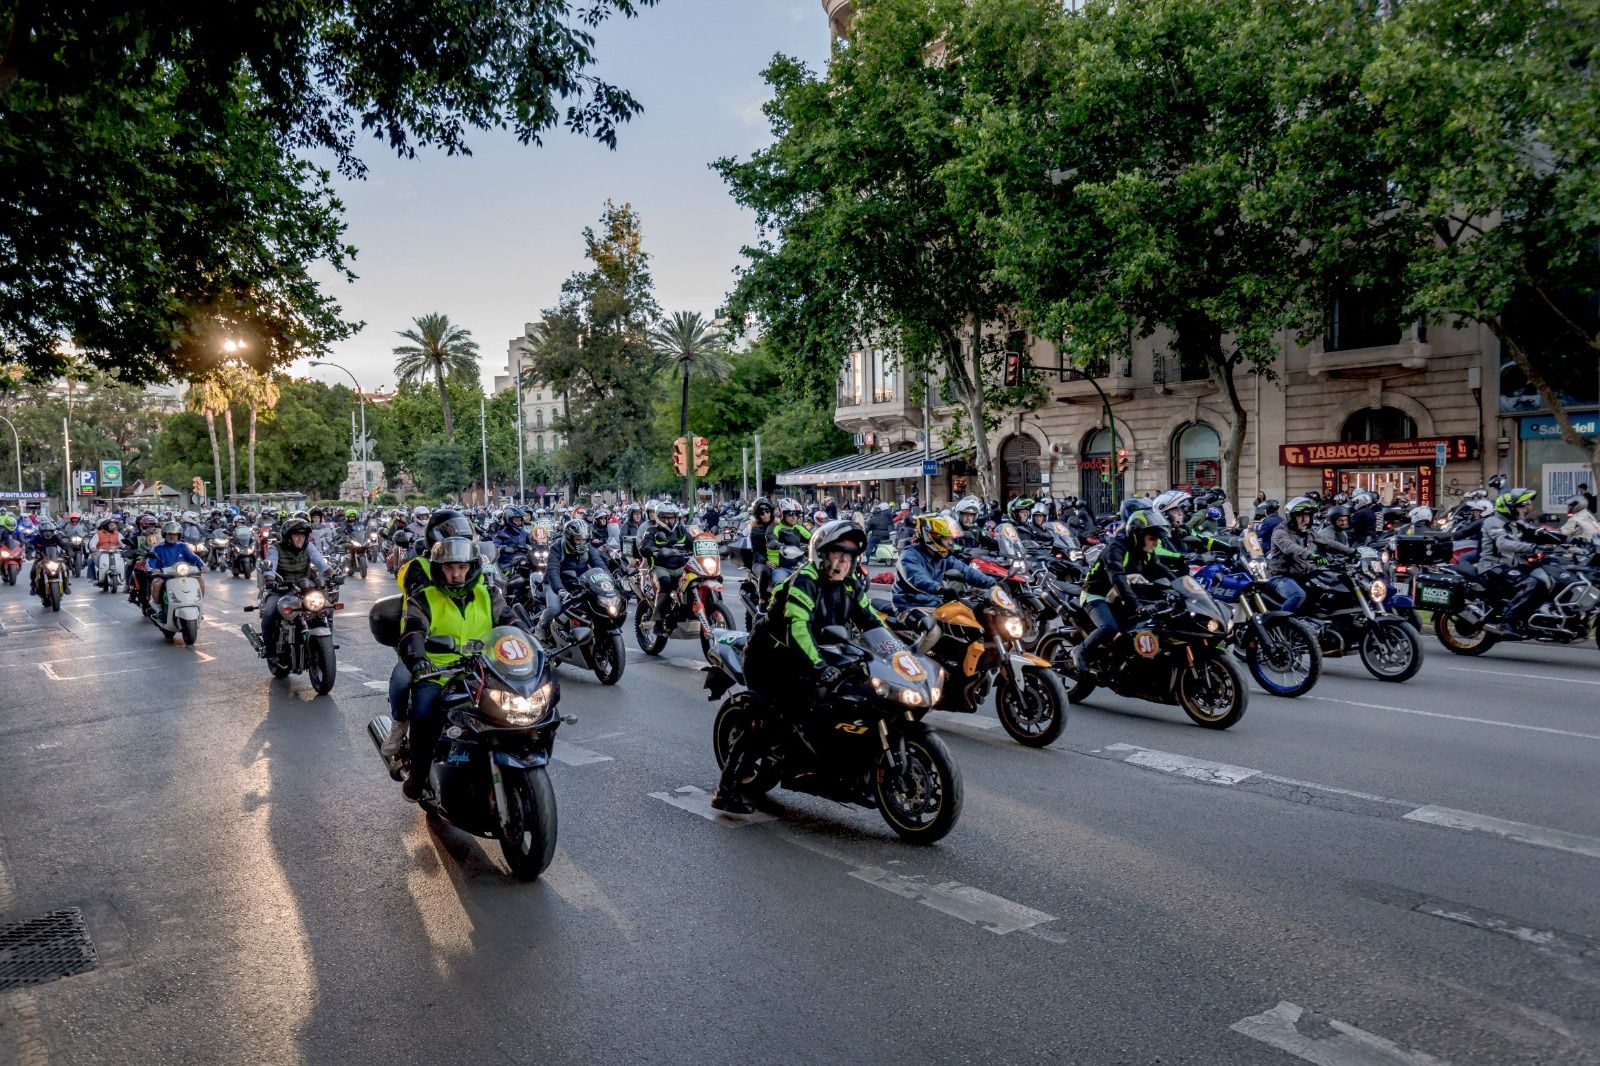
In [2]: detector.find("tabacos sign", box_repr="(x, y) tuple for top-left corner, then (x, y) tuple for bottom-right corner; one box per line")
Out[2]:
(1279, 436), (1474, 467)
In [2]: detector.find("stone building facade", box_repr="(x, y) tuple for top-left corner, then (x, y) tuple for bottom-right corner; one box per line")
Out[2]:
(492, 325), (566, 458)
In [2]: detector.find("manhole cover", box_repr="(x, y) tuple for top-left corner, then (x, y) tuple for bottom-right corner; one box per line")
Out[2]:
(0, 907), (97, 991)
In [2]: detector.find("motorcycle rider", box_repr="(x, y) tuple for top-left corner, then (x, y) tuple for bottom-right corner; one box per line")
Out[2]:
(1266, 496), (1358, 612)
(536, 518), (609, 646)
(494, 506), (533, 558)
(92, 517), (124, 586)
(1322, 504), (1353, 547)
(60, 511), (91, 568)
(258, 518), (334, 654)
(620, 504), (646, 543)
(1255, 498), (1284, 546)
(767, 499), (813, 587)
(1006, 496), (1036, 529)
(640, 501), (694, 633)
(746, 497), (776, 594)
(1395, 506), (1436, 538)
(1073, 509), (1177, 672)
(1016, 500), (1054, 547)
(179, 510), (206, 545)
(28, 520), (71, 595)
(397, 509), (477, 595)
(1149, 489), (1194, 563)
(1561, 496), (1600, 544)
(1480, 487), (1555, 638)
(864, 499), (898, 557)
(144, 521), (205, 616)
(711, 520), (895, 814)
(1348, 492), (1386, 546)
(891, 513), (999, 623)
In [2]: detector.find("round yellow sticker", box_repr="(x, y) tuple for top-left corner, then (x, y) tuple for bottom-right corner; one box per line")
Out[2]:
(493, 635), (534, 666)
(1133, 631), (1160, 658)
(892, 651), (927, 681)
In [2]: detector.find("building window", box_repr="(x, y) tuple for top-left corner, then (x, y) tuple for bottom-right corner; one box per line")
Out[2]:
(536, 436), (544, 455)
(1341, 406), (1417, 442)
(1170, 421), (1222, 490)
(1326, 286), (1404, 352)
(872, 348), (896, 403)
(534, 409), (544, 430)
(837, 352), (864, 406)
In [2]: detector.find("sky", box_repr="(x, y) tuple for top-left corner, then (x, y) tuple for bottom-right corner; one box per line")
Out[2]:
(298, 0), (833, 397)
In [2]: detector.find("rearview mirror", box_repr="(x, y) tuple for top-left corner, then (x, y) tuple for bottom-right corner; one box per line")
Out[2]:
(820, 625), (852, 645)
(424, 635), (458, 655)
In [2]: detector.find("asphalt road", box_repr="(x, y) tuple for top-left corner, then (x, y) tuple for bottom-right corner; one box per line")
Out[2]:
(1, 561), (1598, 1065)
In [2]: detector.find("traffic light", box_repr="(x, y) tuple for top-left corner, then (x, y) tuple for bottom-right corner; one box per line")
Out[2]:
(1003, 349), (1023, 388)
(1115, 448), (1129, 475)
(692, 436), (709, 477)
(672, 436), (688, 476)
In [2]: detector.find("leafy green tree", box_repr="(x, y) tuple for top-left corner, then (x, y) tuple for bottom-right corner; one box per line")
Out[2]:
(234, 369), (281, 495)
(0, 0), (656, 382)
(0, 375), (164, 495)
(392, 313), (480, 441)
(411, 441), (473, 497)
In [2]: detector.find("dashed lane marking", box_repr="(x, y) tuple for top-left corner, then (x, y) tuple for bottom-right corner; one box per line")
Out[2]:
(1103, 742), (1259, 785)
(1444, 665), (1600, 686)
(363, 681), (388, 690)
(649, 785), (773, 825)
(924, 710), (1002, 732)
(1304, 695), (1600, 742)
(847, 865), (1059, 936)
(551, 741), (613, 767)
(1402, 805), (1600, 861)
(1230, 1001), (1451, 1066)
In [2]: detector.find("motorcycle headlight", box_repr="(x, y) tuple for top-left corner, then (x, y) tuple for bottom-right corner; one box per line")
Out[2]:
(303, 590), (327, 612)
(45, 561), (60, 572)
(175, 563), (192, 576)
(1001, 615), (1025, 639)
(71, 536), (82, 545)
(701, 556), (721, 577)
(897, 687), (925, 707)
(486, 682), (554, 726)
(600, 595), (622, 616)
(1205, 618), (1219, 633)
(1369, 579), (1387, 603)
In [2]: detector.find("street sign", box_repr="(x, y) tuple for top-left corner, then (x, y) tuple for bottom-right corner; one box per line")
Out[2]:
(921, 460), (938, 476)
(1434, 442), (1446, 467)
(0, 491), (47, 500)
(77, 470), (97, 496)
(99, 459), (123, 487)
(535, 484), (547, 497)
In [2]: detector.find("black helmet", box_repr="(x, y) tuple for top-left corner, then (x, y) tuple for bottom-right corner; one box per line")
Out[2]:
(503, 506), (525, 526)
(424, 508), (474, 548)
(752, 497), (773, 519)
(808, 520), (867, 567)
(1124, 509), (1168, 540)
(281, 518), (312, 542)
(563, 518), (590, 550)
(1325, 504), (1350, 520)
(429, 536), (481, 589)
(1261, 498), (1281, 514)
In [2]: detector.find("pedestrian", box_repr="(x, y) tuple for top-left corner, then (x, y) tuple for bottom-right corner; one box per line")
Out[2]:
(1580, 482), (1597, 516)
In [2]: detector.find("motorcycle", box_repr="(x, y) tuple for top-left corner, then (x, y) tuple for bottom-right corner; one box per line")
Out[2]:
(34, 546), (67, 612)
(242, 575), (343, 693)
(148, 561), (204, 645)
(188, 539), (211, 571)
(1192, 530), (1322, 698)
(738, 543), (806, 634)
(1419, 543), (1600, 655)
(0, 543), (22, 586)
(67, 534), (88, 578)
(366, 610), (566, 880)
(95, 545), (122, 595)
(634, 531), (735, 656)
(541, 568), (628, 685)
(892, 579), (1068, 747)
(386, 529), (416, 574)
(1294, 550), (1424, 682)
(207, 533), (230, 572)
(228, 532), (257, 579)
(703, 625), (962, 843)
(1054, 574), (1249, 729)
(366, 525), (383, 564)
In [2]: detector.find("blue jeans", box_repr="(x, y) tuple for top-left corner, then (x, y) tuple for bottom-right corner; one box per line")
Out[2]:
(406, 680), (446, 783)
(1081, 598), (1120, 661)
(1268, 577), (1306, 613)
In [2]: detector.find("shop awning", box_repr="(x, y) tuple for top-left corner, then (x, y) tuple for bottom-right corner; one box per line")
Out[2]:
(776, 449), (962, 487)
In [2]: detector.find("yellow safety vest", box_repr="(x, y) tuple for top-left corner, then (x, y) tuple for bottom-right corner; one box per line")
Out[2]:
(421, 581), (493, 673)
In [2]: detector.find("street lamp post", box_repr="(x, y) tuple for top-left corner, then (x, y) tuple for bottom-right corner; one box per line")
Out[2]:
(0, 414), (20, 492)
(309, 360), (370, 502)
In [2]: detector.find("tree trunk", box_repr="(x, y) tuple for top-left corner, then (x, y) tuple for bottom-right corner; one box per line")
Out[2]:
(681, 364), (694, 505)
(1212, 352), (1247, 509)
(222, 405), (237, 500)
(1490, 318), (1600, 481)
(204, 411), (222, 505)
(941, 320), (996, 505)
(248, 405), (258, 495)
(435, 364), (455, 441)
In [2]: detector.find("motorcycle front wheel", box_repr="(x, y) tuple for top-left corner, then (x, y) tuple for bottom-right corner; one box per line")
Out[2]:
(699, 601), (733, 655)
(356, 554), (367, 580)
(633, 599), (668, 656)
(1435, 612), (1496, 656)
(593, 631), (626, 685)
(179, 617), (198, 646)
(875, 731), (963, 844)
(308, 634), (336, 694)
(1360, 620), (1423, 682)
(1245, 617), (1322, 698)
(1178, 653), (1248, 729)
(995, 665), (1067, 747)
(47, 586), (60, 612)
(500, 765), (557, 881)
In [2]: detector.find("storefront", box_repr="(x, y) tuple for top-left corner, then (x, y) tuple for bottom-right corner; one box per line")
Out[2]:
(1279, 436), (1475, 507)
(1517, 412), (1597, 515)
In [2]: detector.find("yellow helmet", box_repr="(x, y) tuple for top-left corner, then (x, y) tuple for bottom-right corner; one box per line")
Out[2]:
(915, 513), (957, 556)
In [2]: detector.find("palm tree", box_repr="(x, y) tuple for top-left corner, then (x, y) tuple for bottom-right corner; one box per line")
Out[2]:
(235, 369), (280, 495)
(217, 365), (245, 500)
(392, 313), (480, 441)
(649, 311), (729, 498)
(185, 375), (229, 502)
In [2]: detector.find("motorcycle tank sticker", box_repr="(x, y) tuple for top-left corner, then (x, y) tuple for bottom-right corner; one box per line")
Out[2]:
(1133, 631), (1160, 658)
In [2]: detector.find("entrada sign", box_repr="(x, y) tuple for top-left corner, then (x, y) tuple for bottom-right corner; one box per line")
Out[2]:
(1279, 436), (1474, 467)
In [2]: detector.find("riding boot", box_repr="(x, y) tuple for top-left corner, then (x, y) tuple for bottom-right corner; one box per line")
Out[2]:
(710, 746), (757, 814)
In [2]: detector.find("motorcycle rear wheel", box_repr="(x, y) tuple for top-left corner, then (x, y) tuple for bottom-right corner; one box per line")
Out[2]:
(1360, 620), (1423, 682)
(500, 766), (558, 881)
(712, 694), (780, 796)
(1036, 632), (1096, 705)
(1178, 654), (1248, 729)
(1245, 617), (1322, 698)
(1435, 612), (1495, 656)
(593, 631), (626, 685)
(633, 600), (668, 656)
(995, 666), (1067, 747)
(875, 731), (963, 844)
(308, 634), (337, 694)
(179, 617), (198, 646)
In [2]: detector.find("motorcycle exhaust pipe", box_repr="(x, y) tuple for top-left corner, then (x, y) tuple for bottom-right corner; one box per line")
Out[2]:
(241, 624), (265, 654)
(367, 715), (395, 753)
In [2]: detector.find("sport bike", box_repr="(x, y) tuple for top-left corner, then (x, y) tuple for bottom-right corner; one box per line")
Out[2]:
(541, 568), (628, 685)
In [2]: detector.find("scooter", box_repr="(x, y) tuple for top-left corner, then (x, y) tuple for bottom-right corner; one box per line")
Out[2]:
(149, 562), (204, 645)
(95, 547), (122, 595)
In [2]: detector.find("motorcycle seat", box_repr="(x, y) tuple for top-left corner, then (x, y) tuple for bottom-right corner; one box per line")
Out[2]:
(1442, 562), (1477, 579)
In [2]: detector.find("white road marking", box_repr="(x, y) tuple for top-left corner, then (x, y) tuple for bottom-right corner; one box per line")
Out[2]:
(1256, 773), (1410, 807)
(1304, 695), (1600, 742)
(1445, 665), (1600, 686)
(1231, 1001), (1450, 1065)
(1102, 743), (1259, 785)
(551, 742), (613, 767)
(848, 865), (1058, 935)
(1402, 806), (1600, 861)
(363, 680), (388, 690)
(39, 645), (215, 681)
(649, 785), (773, 825)
(925, 710), (1002, 732)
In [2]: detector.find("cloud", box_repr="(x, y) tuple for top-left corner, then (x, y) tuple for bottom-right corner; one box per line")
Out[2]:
(731, 82), (773, 129)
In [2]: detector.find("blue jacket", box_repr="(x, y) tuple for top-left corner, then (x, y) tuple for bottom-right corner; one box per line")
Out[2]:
(892, 542), (997, 612)
(148, 541), (205, 571)
(1258, 513), (1284, 548)
(494, 525), (532, 553)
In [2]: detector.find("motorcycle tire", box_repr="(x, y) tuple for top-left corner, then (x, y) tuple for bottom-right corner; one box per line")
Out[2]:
(499, 765), (558, 881)
(711, 694), (781, 796)
(995, 666), (1067, 747)
(71, 561), (81, 579)
(1245, 617), (1322, 698)
(874, 729), (963, 844)
(593, 631), (626, 685)
(308, 634), (336, 694)
(162, 628), (175, 644)
(1036, 632), (1097, 705)
(633, 600), (668, 656)
(47, 587), (60, 613)
(1178, 654), (1248, 729)
(700, 603), (733, 656)
(1359, 620), (1423, 682)
(356, 555), (367, 580)
(179, 617), (198, 646)
(1435, 612), (1496, 656)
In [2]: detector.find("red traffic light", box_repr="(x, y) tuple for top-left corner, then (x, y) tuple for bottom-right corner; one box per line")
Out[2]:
(692, 436), (709, 477)
(672, 437), (688, 476)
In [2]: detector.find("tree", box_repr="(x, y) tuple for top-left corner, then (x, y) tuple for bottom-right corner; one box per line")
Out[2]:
(392, 313), (480, 441)
(186, 376), (230, 503)
(0, 0), (657, 383)
(234, 369), (282, 495)
(649, 310), (730, 499)
(0, 374), (163, 493)
(411, 441), (474, 497)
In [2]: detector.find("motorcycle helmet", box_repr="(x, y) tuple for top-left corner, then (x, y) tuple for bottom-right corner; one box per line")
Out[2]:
(1122, 509), (1169, 543)
(1408, 506), (1434, 525)
(1494, 487), (1537, 517)
(776, 497), (802, 523)
(1029, 501), (1050, 523)
(429, 536), (482, 589)
(1325, 504), (1351, 523)
(160, 521), (181, 541)
(752, 497), (773, 522)
(808, 520), (867, 567)
(38, 520), (56, 536)
(952, 494), (983, 529)
(424, 508), (474, 549)
(563, 518), (590, 550)
(1007, 496), (1036, 522)
(280, 518), (312, 543)
(1350, 492), (1376, 510)
(1150, 490), (1192, 517)
(411, 505), (430, 524)
(1205, 505), (1225, 522)
(104, 518), (120, 533)
(1260, 498), (1281, 514)
(346, 509), (358, 521)
(68, 511), (81, 522)
(0, 515), (14, 530)
(1285, 496), (1318, 529)
(503, 506), (526, 527)
(914, 513), (957, 557)
(656, 501), (681, 530)
(1569, 496), (1587, 514)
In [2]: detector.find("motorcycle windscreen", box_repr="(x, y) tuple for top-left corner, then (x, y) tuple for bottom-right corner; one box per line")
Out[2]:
(994, 522), (1027, 560)
(1177, 575), (1231, 623)
(482, 626), (543, 688)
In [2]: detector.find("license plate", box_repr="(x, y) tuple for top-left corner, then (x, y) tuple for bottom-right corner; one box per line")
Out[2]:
(1418, 585), (1452, 606)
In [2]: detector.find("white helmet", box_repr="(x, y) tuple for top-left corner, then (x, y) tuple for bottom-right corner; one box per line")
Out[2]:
(953, 495), (982, 517)
(777, 497), (802, 519)
(1466, 498), (1493, 516)
(412, 505), (430, 522)
(1408, 506), (1433, 525)
(1151, 489), (1192, 515)
(1030, 501), (1049, 517)
(655, 501), (681, 527)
